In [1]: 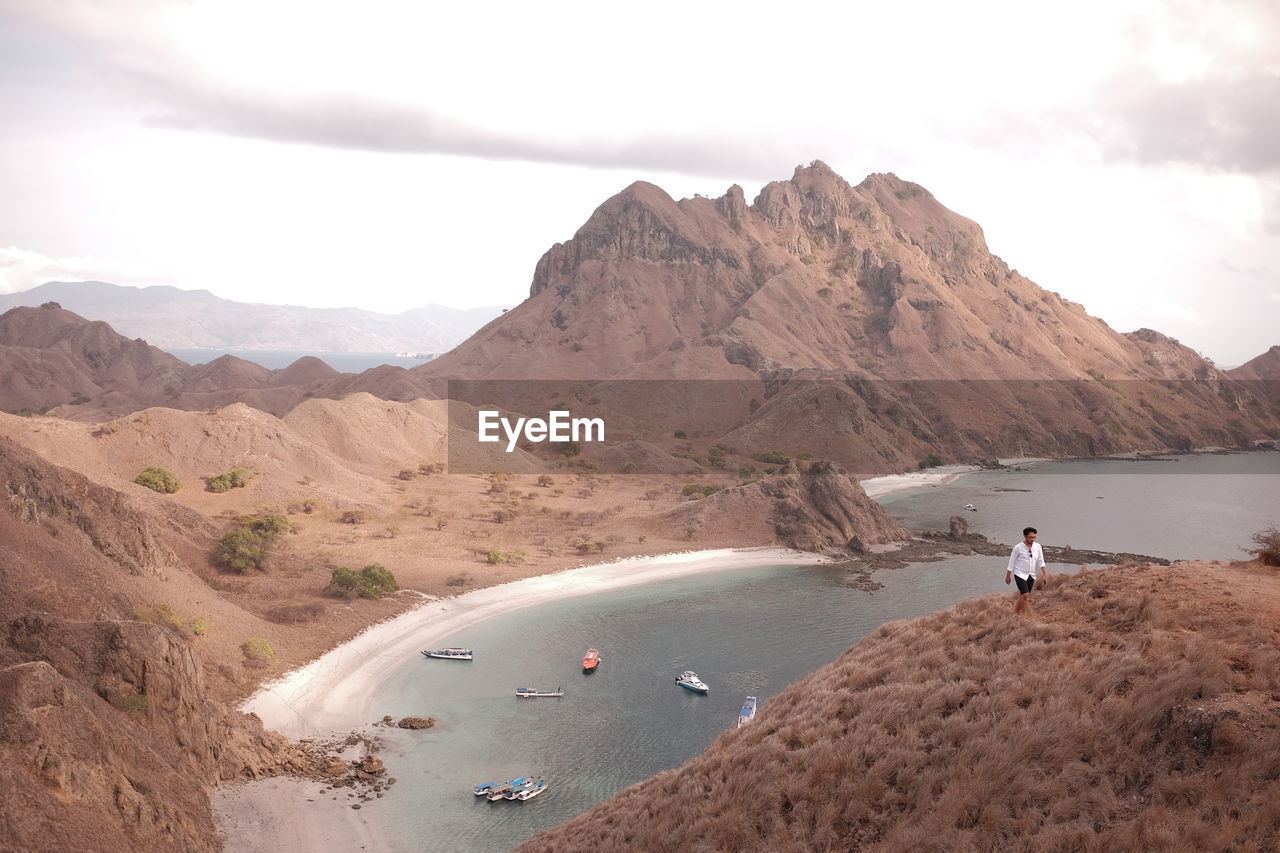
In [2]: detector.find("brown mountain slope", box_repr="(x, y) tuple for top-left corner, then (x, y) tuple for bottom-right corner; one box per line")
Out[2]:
(517, 560), (1280, 852)
(416, 163), (1278, 470)
(0, 303), (440, 419)
(423, 162), (1208, 382)
(0, 439), (330, 852)
(1229, 345), (1280, 380)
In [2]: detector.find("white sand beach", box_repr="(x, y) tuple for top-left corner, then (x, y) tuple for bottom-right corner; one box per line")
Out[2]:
(859, 464), (978, 498)
(241, 547), (826, 738)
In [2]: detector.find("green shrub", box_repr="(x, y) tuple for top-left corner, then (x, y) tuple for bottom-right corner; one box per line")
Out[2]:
(326, 565), (399, 598)
(357, 565), (398, 599)
(673, 429), (687, 439)
(190, 617), (209, 637)
(754, 450), (791, 465)
(486, 549), (524, 565)
(242, 637), (274, 661)
(135, 466), (181, 493)
(681, 483), (722, 498)
(208, 468), (254, 492)
(919, 453), (944, 469)
(213, 513), (291, 573)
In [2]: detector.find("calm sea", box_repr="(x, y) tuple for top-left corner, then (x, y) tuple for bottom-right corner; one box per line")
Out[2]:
(165, 348), (431, 373)
(268, 452), (1280, 852)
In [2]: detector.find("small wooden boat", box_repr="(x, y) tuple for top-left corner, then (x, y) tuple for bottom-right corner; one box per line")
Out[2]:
(582, 648), (601, 673)
(676, 671), (709, 693)
(484, 776), (529, 800)
(422, 648), (473, 661)
(515, 687), (564, 698)
(738, 696), (758, 728)
(474, 775), (526, 797)
(515, 778), (548, 800)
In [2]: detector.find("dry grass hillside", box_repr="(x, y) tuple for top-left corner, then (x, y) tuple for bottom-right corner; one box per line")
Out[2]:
(518, 560), (1280, 852)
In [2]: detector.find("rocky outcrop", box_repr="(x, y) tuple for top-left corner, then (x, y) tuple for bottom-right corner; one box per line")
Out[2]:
(0, 615), (330, 851)
(660, 459), (909, 553)
(396, 716), (437, 730)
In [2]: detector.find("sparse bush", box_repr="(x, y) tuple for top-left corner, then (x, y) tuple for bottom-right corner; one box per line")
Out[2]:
(325, 565), (399, 599)
(135, 466), (181, 494)
(357, 565), (398, 599)
(445, 573), (471, 587)
(114, 693), (149, 715)
(189, 617), (209, 637)
(673, 429), (687, 439)
(339, 510), (368, 525)
(241, 637), (274, 661)
(397, 469), (416, 481)
(754, 450), (790, 465)
(681, 483), (722, 498)
(919, 453), (944, 469)
(213, 513), (291, 572)
(207, 467), (254, 493)
(536, 475), (555, 487)
(1249, 526), (1280, 566)
(486, 549), (524, 564)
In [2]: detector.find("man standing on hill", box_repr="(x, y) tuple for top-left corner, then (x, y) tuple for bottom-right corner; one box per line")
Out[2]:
(1005, 526), (1047, 615)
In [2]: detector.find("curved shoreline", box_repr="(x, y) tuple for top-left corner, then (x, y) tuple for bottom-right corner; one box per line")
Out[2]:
(241, 547), (827, 738)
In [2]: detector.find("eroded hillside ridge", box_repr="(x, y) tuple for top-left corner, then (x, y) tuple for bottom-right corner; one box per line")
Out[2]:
(517, 561), (1280, 852)
(440, 377), (1280, 475)
(0, 439), (331, 851)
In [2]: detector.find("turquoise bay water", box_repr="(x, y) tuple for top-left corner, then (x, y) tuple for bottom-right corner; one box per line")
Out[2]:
(332, 452), (1280, 852)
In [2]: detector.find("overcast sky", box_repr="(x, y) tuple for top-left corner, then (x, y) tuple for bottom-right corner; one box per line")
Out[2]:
(1, 0), (1277, 364)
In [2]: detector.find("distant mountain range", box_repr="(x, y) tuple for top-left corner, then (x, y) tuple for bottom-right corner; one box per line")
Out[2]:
(0, 281), (509, 353)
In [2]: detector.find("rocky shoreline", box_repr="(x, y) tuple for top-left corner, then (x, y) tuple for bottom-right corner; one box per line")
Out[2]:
(833, 515), (1172, 591)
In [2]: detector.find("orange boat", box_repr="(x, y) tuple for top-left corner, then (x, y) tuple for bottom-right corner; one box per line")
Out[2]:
(582, 648), (601, 673)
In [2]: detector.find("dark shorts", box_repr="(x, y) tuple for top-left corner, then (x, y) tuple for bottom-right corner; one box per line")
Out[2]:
(1014, 575), (1035, 595)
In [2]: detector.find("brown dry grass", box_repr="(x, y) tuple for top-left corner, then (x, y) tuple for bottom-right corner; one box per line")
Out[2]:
(518, 560), (1280, 853)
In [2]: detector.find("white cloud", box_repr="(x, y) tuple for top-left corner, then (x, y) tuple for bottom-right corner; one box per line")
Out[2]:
(1270, 292), (1280, 303)
(0, 246), (175, 294)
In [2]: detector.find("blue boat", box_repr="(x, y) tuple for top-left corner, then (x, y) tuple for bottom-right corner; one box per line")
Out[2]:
(737, 696), (758, 728)
(474, 775), (527, 797)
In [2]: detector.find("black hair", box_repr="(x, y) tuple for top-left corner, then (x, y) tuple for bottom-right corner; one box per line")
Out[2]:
(1023, 526), (1037, 536)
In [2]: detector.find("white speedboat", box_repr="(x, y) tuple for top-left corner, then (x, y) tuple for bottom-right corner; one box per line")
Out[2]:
(515, 687), (564, 698)
(738, 696), (758, 728)
(516, 779), (548, 800)
(962, 504), (977, 512)
(422, 648), (473, 661)
(676, 671), (709, 694)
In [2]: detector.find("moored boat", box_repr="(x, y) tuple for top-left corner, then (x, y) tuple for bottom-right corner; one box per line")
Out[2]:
(503, 779), (538, 800)
(738, 696), (758, 728)
(515, 687), (564, 698)
(484, 776), (529, 801)
(516, 778), (548, 800)
(422, 647), (473, 661)
(962, 503), (977, 512)
(676, 671), (709, 693)
(474, 775), (526, 797)
(582, 648), (601, 673)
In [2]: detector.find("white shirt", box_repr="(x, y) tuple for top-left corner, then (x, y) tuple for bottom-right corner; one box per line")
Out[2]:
(1007, 541), (1045, 580)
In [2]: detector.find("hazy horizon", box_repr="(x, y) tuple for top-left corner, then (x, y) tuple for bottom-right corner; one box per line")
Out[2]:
(2, 1), (1278, 365)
